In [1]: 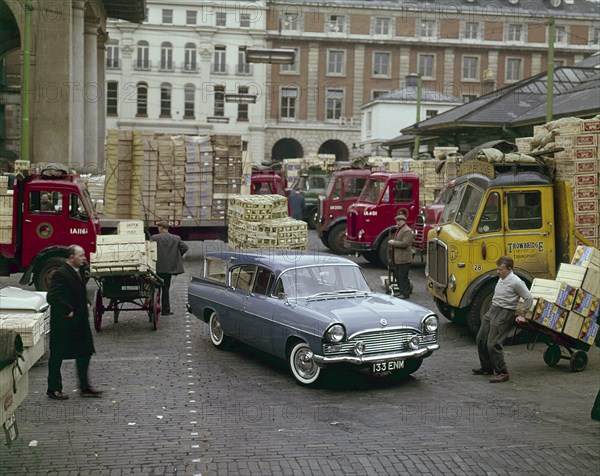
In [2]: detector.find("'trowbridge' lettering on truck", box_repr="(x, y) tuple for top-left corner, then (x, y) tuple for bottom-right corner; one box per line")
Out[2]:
(507, 241), (544, 253)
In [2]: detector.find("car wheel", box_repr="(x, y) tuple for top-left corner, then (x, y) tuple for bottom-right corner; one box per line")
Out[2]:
(328, 222), (351, 255)
(209, 311), (231, 349)
(288, 341), (321, 385)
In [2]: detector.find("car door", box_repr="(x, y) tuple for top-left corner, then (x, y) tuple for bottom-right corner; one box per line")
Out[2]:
(245, 266), (278, 353)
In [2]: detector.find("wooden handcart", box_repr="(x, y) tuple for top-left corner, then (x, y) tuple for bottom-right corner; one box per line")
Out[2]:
(521, 319), (591, 372)
(89, 265), (163, 331)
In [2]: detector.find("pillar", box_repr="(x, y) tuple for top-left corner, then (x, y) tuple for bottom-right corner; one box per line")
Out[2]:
(97, 31), (107, 170)
(70, 0), (86, 169)
(84, 24), (99, 170)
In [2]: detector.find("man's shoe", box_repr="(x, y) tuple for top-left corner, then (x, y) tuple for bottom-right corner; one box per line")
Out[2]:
(489, 371), (510, 383)
(81, 387), (103, 397)
(161, 311), (173, 316)
(472, 367), (493, 375)
(47, 390), (69, 400)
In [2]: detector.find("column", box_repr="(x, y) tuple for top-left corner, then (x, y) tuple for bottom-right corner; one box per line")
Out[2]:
(352, 45), (365, 118)
(84, 24), (99, 170)
(307, 43), (319, 122)
(487, 50), (499, 85)
(70, 0), (86, 169)
(444, 48), (455, 90)
(398, 46), (410, 86)
(531, 53), (542, 76)
(97, 31), (107, 170)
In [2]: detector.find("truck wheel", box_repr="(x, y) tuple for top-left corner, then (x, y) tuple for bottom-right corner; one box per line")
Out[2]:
(466, 281), (497, 336)
(377, 240), (389, 269)
(307, 208), (318, 229)
(362, 250), (380, 266)
(34, 256), (67, 291)
(328, 223), (350, 255)
(320, 232), (330, 248)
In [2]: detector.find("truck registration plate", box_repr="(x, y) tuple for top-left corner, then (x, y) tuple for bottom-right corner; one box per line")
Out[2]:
(372, 360), (404, 373)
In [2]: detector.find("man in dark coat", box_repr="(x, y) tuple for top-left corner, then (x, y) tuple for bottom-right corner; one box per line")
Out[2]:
(288, 190), (305, 220)
(151, 221), (189, 316)
(46, 244), (101, 400)
(388, 211), (414, 299)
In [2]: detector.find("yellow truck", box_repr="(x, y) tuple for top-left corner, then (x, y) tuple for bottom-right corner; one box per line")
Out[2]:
(426, 150), (597, 334)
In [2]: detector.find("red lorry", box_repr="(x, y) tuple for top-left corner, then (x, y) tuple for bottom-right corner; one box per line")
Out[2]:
(413, 180), (455, 253)
(344, 172), (420, 267)
(250, 171), (286, 196)
(317, 168), (371, 254)
(0, 168), (101, 290)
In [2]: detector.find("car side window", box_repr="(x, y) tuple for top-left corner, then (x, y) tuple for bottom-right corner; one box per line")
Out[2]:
(253, 267), (274, 296)
(230, 265), (256, 291)
(205, 258), (227, 283)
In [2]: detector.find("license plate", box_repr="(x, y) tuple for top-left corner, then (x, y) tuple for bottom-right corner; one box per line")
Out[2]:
(372, 360), (404, 373)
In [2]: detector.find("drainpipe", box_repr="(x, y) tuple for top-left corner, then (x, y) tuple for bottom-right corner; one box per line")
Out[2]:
(546, 17), (555, 123)
(413, 75), (422, 160)
(20, 0), (33, 163)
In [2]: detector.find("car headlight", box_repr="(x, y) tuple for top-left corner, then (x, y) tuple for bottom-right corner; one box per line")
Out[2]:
(325, 324), (345, 343)
(449, 274), (456, 291)
(424, 315), (438, 333)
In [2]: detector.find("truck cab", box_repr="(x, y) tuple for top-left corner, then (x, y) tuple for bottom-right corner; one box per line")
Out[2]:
(0, 168), (101, 290)
(251, 172), (286, 196)
(317, 169), (371, 254)
(414, 180), (455, 252)
(289, 172), (328, 229)
(345, 172), (420, 267)
(426, 170), (564, 334)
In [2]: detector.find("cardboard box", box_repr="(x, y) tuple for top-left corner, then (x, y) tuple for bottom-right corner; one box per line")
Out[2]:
(574, 149), (596, 160)
(581, 119), (600, 133)
(572, 289), (600, 319)
(575, 213), (599, 226)
(563, 311), (586, 339)
(517, 298), (538, 320)
(575, 135), (598, 147)
(117, 220), (144, 235)
(556, 263), (600, 296)
(532, 298), (568, 332)
(529, 278), (577, 309)
(574, 200), (598, 213)
(579, 316), (598, 345)
(574, 187), (599, 200)
(571, 246), (600, 270)
(574, 174), (599, 188)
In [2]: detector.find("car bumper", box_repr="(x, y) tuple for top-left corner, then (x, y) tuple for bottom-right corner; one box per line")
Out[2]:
(343, 239), (374, 252)
(312, 344), (440, 366)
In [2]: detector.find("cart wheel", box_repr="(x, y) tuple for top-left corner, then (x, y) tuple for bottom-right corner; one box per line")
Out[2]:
(152, 289), (160, 331)
(570, 350), (588, 372)
(111, 300), (119, 323)
(93, 289), (103, 332)
(543, 344), (561, 367)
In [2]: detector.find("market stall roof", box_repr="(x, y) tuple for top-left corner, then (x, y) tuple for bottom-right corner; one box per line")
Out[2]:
(381, 134), (439, 148)
(361, 86), (462, 109)
(402, 54), (600, 136)
(103, 0), (146, 23)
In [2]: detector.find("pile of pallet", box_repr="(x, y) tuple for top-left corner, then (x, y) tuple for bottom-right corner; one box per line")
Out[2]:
(516, 116), (600, 247)
(523, 246), (599, 345)
(281, 155), (336, 188)
(0, 176), (12, 244)
(227, 195), (307, 250)
(103, 131), (250, 223)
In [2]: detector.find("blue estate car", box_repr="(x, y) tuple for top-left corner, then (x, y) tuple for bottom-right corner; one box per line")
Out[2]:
(187, 250), (439, 386)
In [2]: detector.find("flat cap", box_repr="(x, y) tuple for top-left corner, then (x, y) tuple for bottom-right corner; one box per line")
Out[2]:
(157, 220), (169, 228)
(395, 211), (408, 221)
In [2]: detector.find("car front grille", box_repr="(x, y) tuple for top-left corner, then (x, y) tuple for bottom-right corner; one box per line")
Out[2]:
(323, 328), (437, 356)
(427, 239), (447, 286)
(346, 211), (357, 239)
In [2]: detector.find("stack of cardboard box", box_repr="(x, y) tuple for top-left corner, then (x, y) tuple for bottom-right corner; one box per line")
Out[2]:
(0, 182), (12, 244)
(525, 245), (599, 346)
(104, 130), (133, 217)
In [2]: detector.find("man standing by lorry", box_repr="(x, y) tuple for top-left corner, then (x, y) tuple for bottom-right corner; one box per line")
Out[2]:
(151, 221), (188, 316)
(473, 256), (533, 383)
(388, 211), (413, 299)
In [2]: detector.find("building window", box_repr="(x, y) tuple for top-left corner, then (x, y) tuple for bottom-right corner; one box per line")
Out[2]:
(240, 13), (251, 28)
(372, 90), (389, 99)
(214, 85), (225, 116)
(184, 84), (195, 119)
(106, 81), (118, 115)
(506, 58), (522, 82)
(552, 26), (567, 44)
(463, 22), (480, 40)
(136, 82), (148, 116)
(366, 111), (372, 137)
(590, 27), (600, 46)
(418, 54), (435, 78)
(373, 18), (390, 35)
(505, 23), (524, 42)
(106, 40), (119, 69)
(327, 50), (345, 75)
(281, 48), (298, 73)
(237, 47), (251, 74)
(326, 89), (343, 120)
(554, 59), (565, 68)
(425, 110), (438, 120)
(281, 87), (298, 119)
(186, 10), (197, 25)
(184, 43), (197, 72)
(237, 86), (249, 122)
(136, 41), (149, 70)
(216, 12), (226, 27)
(213, 46), (227, 74)
(281, 13), (299, 31)
(462, 94), (477, 103)
(373, 52), (390, 77)
(462, 56), (479, 81)
(162, 9), (173, 24)
(418, 19), (436, 38)
(160, 84), (172, 117)
(326, 15), (345, 33)
(160, 42), (173, 70)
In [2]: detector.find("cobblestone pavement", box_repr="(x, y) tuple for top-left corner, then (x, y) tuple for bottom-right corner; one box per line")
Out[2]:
(1, 232), (599, 475)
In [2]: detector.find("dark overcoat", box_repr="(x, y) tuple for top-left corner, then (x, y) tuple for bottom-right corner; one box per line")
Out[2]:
(151, 232), (188, 275)
(47, 263), (95, 359)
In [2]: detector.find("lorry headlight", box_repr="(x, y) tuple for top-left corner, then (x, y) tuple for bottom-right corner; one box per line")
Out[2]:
(358, 230), (364, 239)
(424, 315), (438, 333)
(325, 324), (345, 343)
(449, 274), (456, 291)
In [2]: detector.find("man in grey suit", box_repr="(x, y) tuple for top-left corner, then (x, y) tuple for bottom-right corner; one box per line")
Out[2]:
(151, 221), (189, 315)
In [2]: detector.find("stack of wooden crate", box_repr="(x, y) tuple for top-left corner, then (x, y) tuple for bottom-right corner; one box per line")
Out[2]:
(103, 130), (133, 217)
(0, 176), (11, 244)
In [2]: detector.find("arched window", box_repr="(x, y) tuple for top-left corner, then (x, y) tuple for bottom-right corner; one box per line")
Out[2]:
(184, 43), (197, 72)
(136, 41), (149, 70)
(160, 42), (173, 70)
(184, 84), (195, 119)
(160, 83), (172, 117)
(137, 82), (148, 117)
